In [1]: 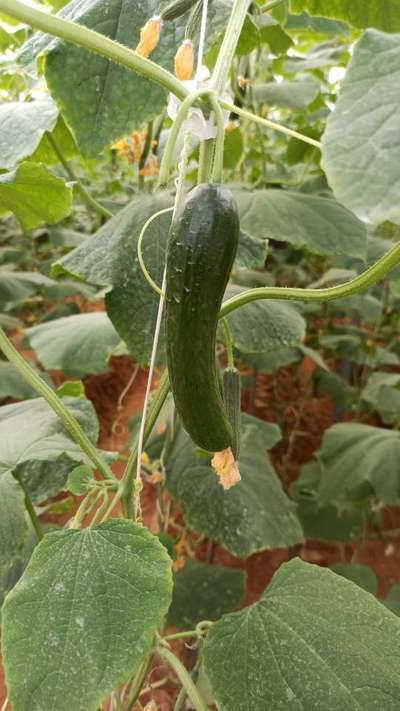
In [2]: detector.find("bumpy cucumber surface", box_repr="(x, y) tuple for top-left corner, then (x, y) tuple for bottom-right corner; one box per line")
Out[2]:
(166, 183), (240, 452)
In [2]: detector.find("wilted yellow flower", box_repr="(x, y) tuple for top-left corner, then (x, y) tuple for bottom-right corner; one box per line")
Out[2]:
(174, 39), (194, 81)
(136, 16), (162, 58)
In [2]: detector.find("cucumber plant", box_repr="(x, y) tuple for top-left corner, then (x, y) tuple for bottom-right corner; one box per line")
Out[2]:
(1, 0), (400, 709)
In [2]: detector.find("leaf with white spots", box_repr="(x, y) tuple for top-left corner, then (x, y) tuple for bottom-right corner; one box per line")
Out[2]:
(2, 520), (172, 711)
(203, 557), (400, 710)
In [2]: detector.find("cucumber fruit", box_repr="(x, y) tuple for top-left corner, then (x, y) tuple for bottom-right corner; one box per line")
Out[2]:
(166, 183), (240, 452)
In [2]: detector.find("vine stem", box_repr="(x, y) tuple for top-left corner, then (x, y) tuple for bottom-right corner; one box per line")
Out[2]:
(220, 239), (400, 316)
(155, 646), (208, 711)
(14, 473), (44, 541)
(46, 132), (113, 219)
(0, 328), (115, 481)
(219, 100), (322, 148)
(0, 0), (188, 100)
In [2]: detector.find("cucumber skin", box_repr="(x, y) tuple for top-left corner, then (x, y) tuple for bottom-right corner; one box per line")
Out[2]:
(222, 367), (241, 460)
(166, 183), (240, 452)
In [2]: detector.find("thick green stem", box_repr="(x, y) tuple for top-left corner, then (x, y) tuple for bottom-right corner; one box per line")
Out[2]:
(120, 369), (171, 517)
(0, 0), (188, 100)
(0, 328), (115, 481)
(220, 101), (322, 148)
(210, 0), (251, 94)
(197, 139), (215, 183)
(220, 240), (400, 316)
(158, 88), (212, 187)
(155, 646), (208, 711)
(209, 94), (225, 183)
(46, 132), (112, 219)
(260, 0), (284, 11)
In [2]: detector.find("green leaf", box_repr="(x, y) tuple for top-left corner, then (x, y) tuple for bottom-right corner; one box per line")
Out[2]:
(317, 423), (400, 507)
(384, 584), (400, 616)
(65, 464), (93, 495)
(0, 361), (53, 401)
(167, 560), (246, 629)
(290, 0), (400, 32)
(0, 96), (58, 170)
(0, 270), (55, 310)
(0, 396), (99, 487)
(2, 520), (172, 711)
(53, 193), (172, 364)
(31, 114), (78, 165)
(282, 41), (348, 72)
(330, 563), (378, 595)
(322, 30), (400, 225)
(166, 415), (303, 559)
(235, 231), (268, 269)
(286, 12), (349, 35)
(26, 312), (122, 377)
(252, 77), (320, 109)
(225, 285), (306, 353)
(0, 162), (72, 230)
(0, 472), (28, 577)
(361, 372), (400, 425)
(223, 126), (244, 169)
(259, 14), (294, 55)
(203, 557), (400, 710)
(233, 187), (367, 258)
(291, 461), (364, 542)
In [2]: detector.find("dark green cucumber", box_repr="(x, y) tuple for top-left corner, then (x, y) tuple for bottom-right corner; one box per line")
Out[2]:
(222, 367), (241, 460)
(166, 183), (240, 452)
(161, 0), (198, 21)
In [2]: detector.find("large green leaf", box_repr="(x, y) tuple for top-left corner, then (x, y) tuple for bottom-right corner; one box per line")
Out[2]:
(19, 0), (230, 156)
(252, 77), (320, 109)
(290, 461), (364, 542)
(235, 230), (268, 269)
(203, 557), (400, 710)
(26, 312), (122, 377)
(225, 285), (306, 353)
(0, 472), (27, 578)
(0, 270), (56, 311)
(0, 96), (58, 170)
(53, 193), (172, 364)
(166, 415), (303, 559)
(322, 30), (400, 225)
(361, 372), (400, 425)
(167, 559), (246, 629)
(330, 562), (378, 595)
(317, 423), (400, 507)
(2, 520), (172, 711)
(290, 0), (400, 32)
(0, 162), (72, 229)
(0, 361), (53, 401)
(0, 396), (99, 482)
(233, 187), (367, 258)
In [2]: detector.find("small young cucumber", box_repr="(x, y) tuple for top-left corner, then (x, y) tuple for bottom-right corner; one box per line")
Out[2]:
(161, 0), (198, 21)
(166, 183), (240, 452)
(222, 367), (241, 460)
